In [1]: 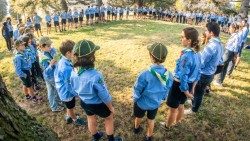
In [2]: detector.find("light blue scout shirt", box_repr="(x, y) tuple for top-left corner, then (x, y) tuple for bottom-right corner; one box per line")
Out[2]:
(133, 64), (173, 110)
(39, 48), (57, 81)
(7, 22), (13, 32)
(200, 37), (223, 75)
(61, 12), (67, 19)
(225, 33), (240, 52)
(67, 11), (73, 19)
(242, 26), (249, 43)
(54, 56), (76, 101)
(45, 15), (51, 22)
(13, 28), (20, 41)
(25, 21), (33, 27)
(70, 68), (112, 105)
(25, 45), (37, 64)
(53, 14), (60, 22)
(85, 8), (90, 15)
(95, 6), (100, 13)
(174, 48), (201, 92)
(73, 11), (79, 18)
(100, 6), (106, 13)
(13, 51), (31, 78)
(33, 15), (41, 24)
(90, 7), (95, 15)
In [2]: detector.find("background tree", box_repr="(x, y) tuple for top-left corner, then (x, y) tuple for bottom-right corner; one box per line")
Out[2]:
(240, 0), (249, 17)
(0, 0), (8, 21)
(0, 74), (59, 141)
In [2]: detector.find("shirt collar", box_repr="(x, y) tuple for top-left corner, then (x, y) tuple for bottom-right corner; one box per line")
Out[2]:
(151, 64), (164, 69)
(62, 56), (72, 66)
(209, 37), (221, 43)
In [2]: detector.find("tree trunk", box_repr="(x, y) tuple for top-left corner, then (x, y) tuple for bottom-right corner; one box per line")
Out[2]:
(60, 0), (68, 11)
(240, 0), (249, 18)
(96, 0), (103, 6)
(0, 75), (59, 141)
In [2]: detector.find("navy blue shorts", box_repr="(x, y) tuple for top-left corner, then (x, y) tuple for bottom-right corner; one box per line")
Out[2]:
(35, 24), (41, 31)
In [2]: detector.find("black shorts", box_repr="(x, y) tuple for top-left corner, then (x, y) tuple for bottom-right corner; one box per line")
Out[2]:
(133, 102), (158, 120)
(46, 22), (51, 27)
(86, 14), (90, 20)
(74, 18), (78, 23)
(167, 80), (193, 108)
(107, 11), (111, 15)
(95, 13), (99, 17)
(90, 14), (94, 19)
(20, 70), (33, 87)
(65, 97), (76, 109)
(68, 18), (73, 23)
(9, 31), (13, 38)
(79, 17), (83, 21)
(119, 13), (123, 16)
(35, 24), (41, 31)
(54, 21), (59, 26)
(61, 19), (67, 24)
(80, 101), (111, 118)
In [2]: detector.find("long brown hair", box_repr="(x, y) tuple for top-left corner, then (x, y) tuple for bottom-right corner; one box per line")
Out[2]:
(183, 27), (200, 52)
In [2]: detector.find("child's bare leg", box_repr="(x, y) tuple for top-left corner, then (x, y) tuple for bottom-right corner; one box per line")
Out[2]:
(135, 117), (142, 128)
(67, 108), (77, 120)
(87, 115), (98, 134)
(147, 119), (154, 137)
(176, 104), (184, 123)
(105, 113), (114, 135)
(167, 107), (178, 127)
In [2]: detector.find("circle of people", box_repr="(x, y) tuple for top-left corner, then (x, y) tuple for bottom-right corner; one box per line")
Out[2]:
(2, 6), (249, 141)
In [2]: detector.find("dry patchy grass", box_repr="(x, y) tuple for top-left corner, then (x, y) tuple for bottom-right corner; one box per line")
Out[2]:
(0, 20), (249, 141)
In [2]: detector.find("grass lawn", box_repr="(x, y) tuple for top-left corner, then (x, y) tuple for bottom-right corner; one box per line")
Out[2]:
(0, 20), (249, 141)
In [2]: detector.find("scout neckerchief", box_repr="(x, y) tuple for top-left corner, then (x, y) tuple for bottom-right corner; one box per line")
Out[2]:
(148, 67), (170, 86)
(39, 50), (53, 64)
(77, 67), (94, 76)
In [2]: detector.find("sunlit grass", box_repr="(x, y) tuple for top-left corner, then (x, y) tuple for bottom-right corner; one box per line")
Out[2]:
(0, 20), (249, 141)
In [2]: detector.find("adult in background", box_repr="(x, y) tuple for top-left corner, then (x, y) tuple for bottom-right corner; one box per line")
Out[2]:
(2, 22), (12, 51)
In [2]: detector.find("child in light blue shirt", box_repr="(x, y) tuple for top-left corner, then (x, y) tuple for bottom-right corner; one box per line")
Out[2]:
(70, 40), (122, 141)
(133, 43), (173, 141)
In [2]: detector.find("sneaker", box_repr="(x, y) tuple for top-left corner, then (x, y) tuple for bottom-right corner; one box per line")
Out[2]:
(186, 99), (192, 105)
(73, 116), (86, 126)
(213, 81), (223, 87)
(52, 106), (65, 112)
(25, 95), (32, 100)
(133, 126), (143, 134)
(113, 136), (123, 141)
(159, 122), (170, 130)
(65, 115), (73, 124)
(92, 132), (104, 141)
(184, 109), (194, 115)
(144, 136), (153, 141)
(34, 85), (41, 91)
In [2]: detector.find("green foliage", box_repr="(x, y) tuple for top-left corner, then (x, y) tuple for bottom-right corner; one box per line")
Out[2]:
(10, 0), (64, 15)
(108, 0), (175, 8)
(0, 0), (8, 21)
